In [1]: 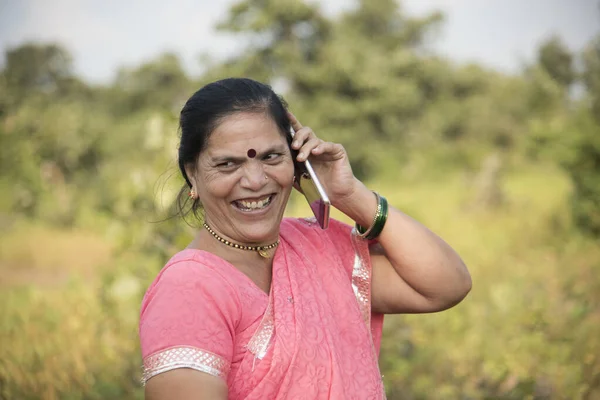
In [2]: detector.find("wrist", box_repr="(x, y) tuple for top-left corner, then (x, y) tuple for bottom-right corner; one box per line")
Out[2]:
(355, 192), (388, 240)
(333, 179), (378, 228)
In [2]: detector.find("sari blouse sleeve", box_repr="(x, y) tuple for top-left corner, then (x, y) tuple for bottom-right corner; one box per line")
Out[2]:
(139, 259), (239, 385)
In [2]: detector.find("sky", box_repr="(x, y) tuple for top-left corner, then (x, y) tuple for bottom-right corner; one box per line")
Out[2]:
(0, 0), (598, 83)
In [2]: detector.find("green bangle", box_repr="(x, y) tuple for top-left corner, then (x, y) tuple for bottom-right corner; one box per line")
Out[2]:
(356, 192), (388, 240)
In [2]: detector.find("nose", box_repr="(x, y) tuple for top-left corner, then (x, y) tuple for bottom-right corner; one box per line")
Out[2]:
(240, 162), (267, 191)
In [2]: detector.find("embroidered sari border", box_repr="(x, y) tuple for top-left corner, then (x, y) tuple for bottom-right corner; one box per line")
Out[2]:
(246, 295), (275, 360)
(141, 346), (230, 385)
(351, 228), (387, 399)
(351, 227), (372, 327)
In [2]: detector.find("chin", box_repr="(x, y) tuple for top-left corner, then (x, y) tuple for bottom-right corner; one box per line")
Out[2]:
(237, 215), (283, 242)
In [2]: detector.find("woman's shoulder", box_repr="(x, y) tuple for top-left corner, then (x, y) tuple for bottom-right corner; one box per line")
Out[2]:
(154, 249), (233, 285)
(139, 250), (245, 364)
(140, 249), (241, 312)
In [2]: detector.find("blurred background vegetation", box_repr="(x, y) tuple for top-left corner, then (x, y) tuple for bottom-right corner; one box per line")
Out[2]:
(1, 0), (599, 399)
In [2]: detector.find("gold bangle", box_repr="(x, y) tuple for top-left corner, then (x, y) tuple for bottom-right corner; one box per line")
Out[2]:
(356, 192), (381, 239)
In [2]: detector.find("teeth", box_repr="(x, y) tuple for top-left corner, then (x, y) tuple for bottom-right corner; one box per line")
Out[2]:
(238, 196), (271, 210)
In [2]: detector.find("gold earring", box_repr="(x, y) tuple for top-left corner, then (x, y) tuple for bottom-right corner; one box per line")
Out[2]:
(188, 188), (197, 199)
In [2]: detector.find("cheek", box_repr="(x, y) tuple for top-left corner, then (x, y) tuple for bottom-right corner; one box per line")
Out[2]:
(198, 171), (239, 199)
(268, 162), (295, 186)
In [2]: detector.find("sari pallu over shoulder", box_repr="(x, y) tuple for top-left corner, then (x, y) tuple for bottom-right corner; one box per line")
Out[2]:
(228, 218), (385, 399)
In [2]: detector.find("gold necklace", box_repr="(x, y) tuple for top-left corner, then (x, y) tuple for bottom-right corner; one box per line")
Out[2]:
(203, 222), (279, 258)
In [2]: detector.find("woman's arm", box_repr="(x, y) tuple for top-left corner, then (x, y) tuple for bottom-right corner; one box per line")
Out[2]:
(288, 112), (471, 314)
(336, 179), (472, 314)
(145, 369), (228, 400)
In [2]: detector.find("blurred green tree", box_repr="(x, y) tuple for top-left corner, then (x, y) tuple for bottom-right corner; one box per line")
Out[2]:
(2, 43), (90, 103)
(3, 43), (72, 92)
(566, 35), (600, 236)
(113, 52), (191, 113)
(212, 0), (446, 178)
(537, 36), (575, 89)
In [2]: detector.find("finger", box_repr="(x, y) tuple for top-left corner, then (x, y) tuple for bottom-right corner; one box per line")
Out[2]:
(287, 112), (303, 135)
(291, 126), (315, 150)
(311, 141), (338, 154)
(311, 142), (345, 159)
(297, 138), (323, 161)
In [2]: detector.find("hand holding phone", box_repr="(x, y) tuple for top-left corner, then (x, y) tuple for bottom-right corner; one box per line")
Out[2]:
(289, 127), (331, 229)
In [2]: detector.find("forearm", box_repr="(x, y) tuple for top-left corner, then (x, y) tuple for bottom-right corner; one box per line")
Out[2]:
(335, 180), (472, 308)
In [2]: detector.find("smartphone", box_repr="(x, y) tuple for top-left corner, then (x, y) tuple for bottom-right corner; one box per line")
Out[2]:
(290, 127), (331, 229)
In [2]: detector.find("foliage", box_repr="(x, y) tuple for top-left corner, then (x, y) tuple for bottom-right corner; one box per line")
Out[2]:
(1, 1), (599, 399)
(376, 169), (600, 399)
(537, 36), (575, 88)
(565, 35), (600, 236)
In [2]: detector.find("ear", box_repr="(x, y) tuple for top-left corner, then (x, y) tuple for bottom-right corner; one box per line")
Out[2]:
(184, 163), (197, 190)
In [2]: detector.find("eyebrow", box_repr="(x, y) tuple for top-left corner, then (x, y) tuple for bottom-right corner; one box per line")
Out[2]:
(211, 144), (288, 164)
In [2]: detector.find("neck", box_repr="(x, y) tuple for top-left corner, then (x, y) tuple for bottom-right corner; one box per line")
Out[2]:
(205, 223), (278, 246)
(186, 228), (274, 295)
(200, 221), (279, 260)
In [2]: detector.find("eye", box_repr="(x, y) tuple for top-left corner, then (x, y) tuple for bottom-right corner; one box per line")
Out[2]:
(263, 153), (282, 162)
(216, 161), (236, 169)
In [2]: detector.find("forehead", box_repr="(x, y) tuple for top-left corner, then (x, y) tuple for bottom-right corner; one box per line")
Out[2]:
(205, 112), (287, 153)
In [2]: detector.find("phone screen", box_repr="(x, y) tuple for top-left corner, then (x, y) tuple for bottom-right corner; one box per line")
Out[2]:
(289, 128), (331, 229)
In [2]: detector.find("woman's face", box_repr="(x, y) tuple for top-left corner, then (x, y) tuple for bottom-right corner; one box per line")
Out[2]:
(189, 112), (295, 244)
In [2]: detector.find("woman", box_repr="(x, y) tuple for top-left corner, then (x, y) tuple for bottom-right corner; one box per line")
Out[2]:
(139, 78), (471, 399)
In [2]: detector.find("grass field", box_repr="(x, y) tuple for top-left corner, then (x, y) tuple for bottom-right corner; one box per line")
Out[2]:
(1, 165), (598, 399)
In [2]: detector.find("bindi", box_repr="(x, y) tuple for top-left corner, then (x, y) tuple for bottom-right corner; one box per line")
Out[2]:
(247, 148), (257, 158)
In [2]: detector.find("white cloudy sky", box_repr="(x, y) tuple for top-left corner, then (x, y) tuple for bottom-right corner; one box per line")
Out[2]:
(0, 0), (598, 83)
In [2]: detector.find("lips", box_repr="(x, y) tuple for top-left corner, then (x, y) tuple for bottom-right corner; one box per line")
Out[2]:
(232, 194), (274, 211)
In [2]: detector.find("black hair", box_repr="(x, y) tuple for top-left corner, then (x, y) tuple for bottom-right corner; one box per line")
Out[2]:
(175, 78), (296, 220)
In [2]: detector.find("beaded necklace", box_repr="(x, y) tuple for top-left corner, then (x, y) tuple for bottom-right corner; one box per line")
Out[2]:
(203, 222), (279, 258)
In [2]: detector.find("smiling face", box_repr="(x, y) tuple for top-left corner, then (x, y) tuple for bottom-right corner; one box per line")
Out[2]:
(186, 112), (295, 245)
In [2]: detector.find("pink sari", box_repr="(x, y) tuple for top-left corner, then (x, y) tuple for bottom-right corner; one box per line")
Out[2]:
(139, 217), (385, 399)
